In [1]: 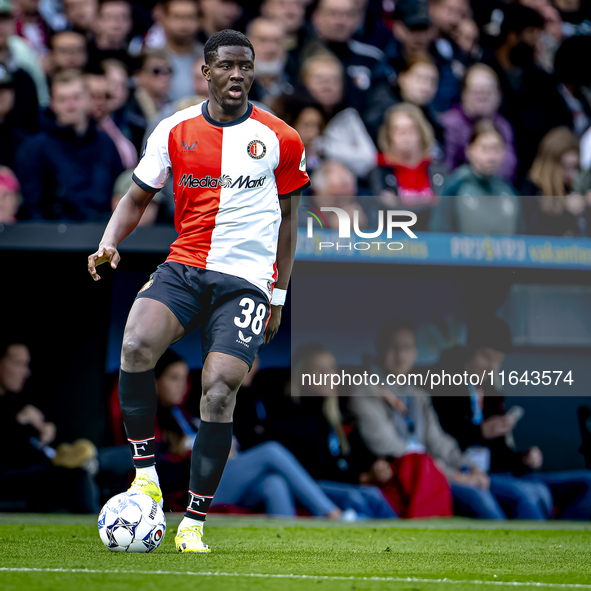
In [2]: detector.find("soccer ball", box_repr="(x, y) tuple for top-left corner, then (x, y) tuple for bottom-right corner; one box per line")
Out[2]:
(98, 492), (166, 553)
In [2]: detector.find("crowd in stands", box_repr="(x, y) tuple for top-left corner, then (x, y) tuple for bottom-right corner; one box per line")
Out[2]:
(4, 315), (591, 520)
(0, 0), (590, 235)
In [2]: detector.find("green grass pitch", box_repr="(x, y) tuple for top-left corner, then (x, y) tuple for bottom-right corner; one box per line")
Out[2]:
(1, 514), (591, 591)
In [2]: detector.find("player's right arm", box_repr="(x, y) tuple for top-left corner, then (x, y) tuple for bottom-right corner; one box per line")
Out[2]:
(87, 182), (155, 281)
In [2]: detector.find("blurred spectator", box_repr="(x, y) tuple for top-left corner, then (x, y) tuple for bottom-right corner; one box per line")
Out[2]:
(246, 17), (292, 107)
(125, 49), (171, 153)
(87, 0), (135, 73)
(102, 58), (131, 130)
(62, 0), (97, 37)
(301, 0), (394, 129)
(387, 0), (433, 74)
(299, 52), (376, 177)
(369, 103), (442, 230)
(272, 93), (325, 174)
(0, 165), (21, 224)
(17, 70), (124, 220)
(86, 67), (137, 168)
(0, 0), (49, 107)
(161, 0), (202, 102)
(197, 0), (242, 45)
(349, 317), (551, 519)
(13, 0), (50, 59)
(428, 0), (471, 113)
(395, 52), (443, 147)
(260, 0), (306, 54)
(142, 1), (166, 50)
(430, 121), (523, 234)
(0, 65), (34, 169)
(454, 18), (481, 61)
(553, 35), (591, 137)
(111, 168), (159, 226)
(432, 317), (591, 520)
(442, 63), (517, 182)
(307, 159), (378, 230)
(522, 126), (586, 236)
(0, 338), (101, 513)
(484, 4), (567, 177)
(47, 30), (88, 76)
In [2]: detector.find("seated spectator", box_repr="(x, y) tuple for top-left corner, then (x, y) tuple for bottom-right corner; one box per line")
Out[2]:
(13, 0), (50, 60)
(522, 126), (584, 236)
(125, 49), (172, 153)
(432, 317), (591, 520)
(112, 169), (160, 226)
(442, 64), (518, 182)
(299, 52), (377, 178)
(197, 0), (242, 45)
(0, 337), (133, 513)
(260, 0), (306, 55)
(396, 52), (443, 149)
(553, 35), (591, 137)
(152, 350), (356, 519)
(246, 17), (293, 107)
(429, 121), (523, 235)
(17, 70), (124, 220)
(87, 0), (135, 73)
(305, 160), (378, 231)
(62, 0), (97, 37)
(427, 0), (471, 113)
(0, 65), (33, 169)
(271, 94), (326, 174)
(161, 0), (203, 102)
(484, 4), (567, 177)
(0, 3), (47, 111)
(349, 317), (552, 519)
(102, 58), (131, 131)
(0, 166), (21, 224)
(86, 67), (138, 168)
(454, 18), (481, 62)
(369, 103), (442, 230)
(47, 31), (88, 76)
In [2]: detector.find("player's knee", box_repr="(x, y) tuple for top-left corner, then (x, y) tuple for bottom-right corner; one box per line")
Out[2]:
(121, 334), (157, 371)
(201, 383), (236, 420)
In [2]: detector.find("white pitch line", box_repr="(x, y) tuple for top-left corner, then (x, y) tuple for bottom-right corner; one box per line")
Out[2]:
(0, 567), (590, 588)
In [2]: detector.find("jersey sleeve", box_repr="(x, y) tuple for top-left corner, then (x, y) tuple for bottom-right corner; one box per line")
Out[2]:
(275, 127), (311, 198)
(132, 120), (172, 193)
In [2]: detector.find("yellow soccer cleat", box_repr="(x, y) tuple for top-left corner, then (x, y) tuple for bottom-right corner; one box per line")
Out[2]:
(175, 525), (211, 553)
(127, 473), (163, 509)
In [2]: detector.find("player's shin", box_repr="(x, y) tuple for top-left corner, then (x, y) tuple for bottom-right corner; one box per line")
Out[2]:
(180, 420), (233, 529)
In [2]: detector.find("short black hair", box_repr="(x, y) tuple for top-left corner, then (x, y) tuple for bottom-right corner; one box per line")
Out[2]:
(500, 5), (544, 41)
(203, 29), (255, 65)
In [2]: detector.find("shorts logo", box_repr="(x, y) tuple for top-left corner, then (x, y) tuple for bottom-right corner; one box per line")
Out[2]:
(238, 330), (252, 344)
(247, 139), (266, 160)
(139, 279), (153, 293)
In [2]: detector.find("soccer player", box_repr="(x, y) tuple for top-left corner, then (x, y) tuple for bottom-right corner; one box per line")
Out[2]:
(87, 29), (309, 553)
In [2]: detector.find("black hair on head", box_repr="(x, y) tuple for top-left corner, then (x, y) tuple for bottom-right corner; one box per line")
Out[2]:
(203, 29), (255, 65)
(467, 317), (512, 354)
(376, 317), (416, 365)
(154, 349), (184, 379)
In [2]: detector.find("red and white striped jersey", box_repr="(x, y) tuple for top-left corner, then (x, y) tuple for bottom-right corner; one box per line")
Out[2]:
(132, 101), (310, 300)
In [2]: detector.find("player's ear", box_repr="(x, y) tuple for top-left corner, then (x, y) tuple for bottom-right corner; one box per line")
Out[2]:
(202, 63), (210, 82)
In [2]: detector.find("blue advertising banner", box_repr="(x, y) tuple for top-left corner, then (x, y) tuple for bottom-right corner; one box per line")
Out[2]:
(296, 229), (591, 270)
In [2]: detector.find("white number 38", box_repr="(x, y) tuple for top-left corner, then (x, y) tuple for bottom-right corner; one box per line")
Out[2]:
(233, 297), (267, 335)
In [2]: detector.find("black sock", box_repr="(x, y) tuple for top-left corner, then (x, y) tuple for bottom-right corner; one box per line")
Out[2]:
(119, 368), (157, 468)
(185, 420), (233, 520)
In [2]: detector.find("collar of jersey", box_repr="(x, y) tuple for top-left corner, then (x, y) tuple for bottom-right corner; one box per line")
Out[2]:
(202, 100), (253, 127)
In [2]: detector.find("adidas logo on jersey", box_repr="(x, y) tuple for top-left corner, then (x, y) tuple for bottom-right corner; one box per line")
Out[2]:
(178, 173), (266, 190)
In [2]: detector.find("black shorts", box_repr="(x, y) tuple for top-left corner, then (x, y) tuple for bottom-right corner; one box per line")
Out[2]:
(136, 261), (270, 368)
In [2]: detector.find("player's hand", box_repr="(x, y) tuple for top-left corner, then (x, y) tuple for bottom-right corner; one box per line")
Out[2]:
(264, 305), (282, 344)
(523, 446), (543, 470)
(88, 243), (120, 281)
(480, 415), (512, 440)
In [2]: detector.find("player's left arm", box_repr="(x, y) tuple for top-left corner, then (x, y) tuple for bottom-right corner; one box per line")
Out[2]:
(263, 191), (301, 345)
